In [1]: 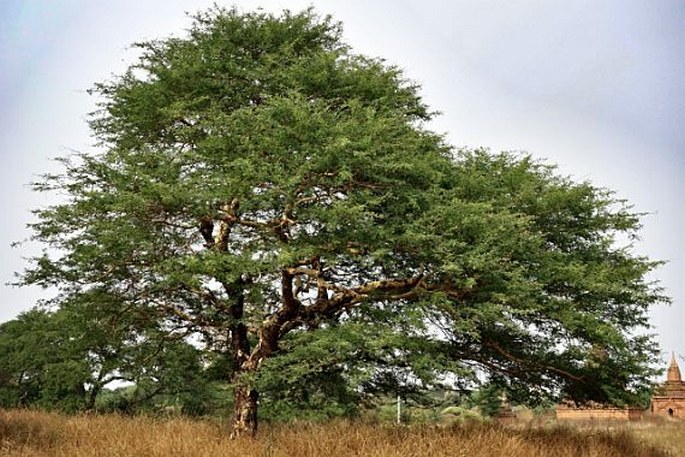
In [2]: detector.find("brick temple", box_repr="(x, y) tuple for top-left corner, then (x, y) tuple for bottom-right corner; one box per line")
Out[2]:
(650, 352), (685, 419)
(556, 353), (685, 421)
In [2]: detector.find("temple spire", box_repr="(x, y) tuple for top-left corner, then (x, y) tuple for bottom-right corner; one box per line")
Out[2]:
(667, 352), (682, 383)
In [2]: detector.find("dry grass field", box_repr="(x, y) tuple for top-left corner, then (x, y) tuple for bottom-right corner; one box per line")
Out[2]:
(0, 409), (681, 457)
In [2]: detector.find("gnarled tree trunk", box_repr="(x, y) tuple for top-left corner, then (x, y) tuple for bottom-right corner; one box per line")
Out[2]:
(230, 385), (259, 438)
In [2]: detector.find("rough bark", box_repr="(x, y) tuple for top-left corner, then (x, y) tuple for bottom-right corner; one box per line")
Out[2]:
(226, 280), (256, 438)
(230, 385), (259, 438)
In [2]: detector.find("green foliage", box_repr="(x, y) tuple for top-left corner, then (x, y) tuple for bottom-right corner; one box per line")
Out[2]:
(0, 303), (209, 414)
(256, 327), (362, 421)
(466, 384), (505, 418)
(15, 5), (668, 427)
(0, 310), (89, 411)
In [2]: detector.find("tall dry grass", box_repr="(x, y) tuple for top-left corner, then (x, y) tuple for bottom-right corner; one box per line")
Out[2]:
(0, 409), (676, 457)
(629, 423), (685, 457)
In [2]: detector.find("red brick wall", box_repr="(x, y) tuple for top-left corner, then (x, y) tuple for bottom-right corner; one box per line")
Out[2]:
(555, 407), (645, 421)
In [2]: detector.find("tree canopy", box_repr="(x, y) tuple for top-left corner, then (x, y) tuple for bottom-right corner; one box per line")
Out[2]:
(17, 7), (666, 436)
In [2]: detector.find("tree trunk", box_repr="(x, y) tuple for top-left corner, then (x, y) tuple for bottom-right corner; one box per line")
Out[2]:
(230, 385), (259, 438)
(84, 384), (100, 411)
(223, 276), (258, 438)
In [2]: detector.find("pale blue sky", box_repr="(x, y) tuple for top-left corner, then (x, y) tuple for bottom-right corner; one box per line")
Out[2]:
(1, 0), (683, 363)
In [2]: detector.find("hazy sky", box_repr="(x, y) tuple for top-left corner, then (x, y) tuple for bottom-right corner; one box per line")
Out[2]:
(1, 1), (683, 364)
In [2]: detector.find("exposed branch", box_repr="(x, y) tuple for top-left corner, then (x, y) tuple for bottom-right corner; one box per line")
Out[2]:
(281, 269), (302, 313)
(215, 198), (240, 251)
(312, 256), (329, 307)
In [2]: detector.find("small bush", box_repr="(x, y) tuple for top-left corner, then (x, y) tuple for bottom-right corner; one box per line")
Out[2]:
(440, 405), (486, 423)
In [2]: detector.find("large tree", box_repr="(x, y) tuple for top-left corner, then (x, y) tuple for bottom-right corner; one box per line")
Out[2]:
(19, 7), (666, 436)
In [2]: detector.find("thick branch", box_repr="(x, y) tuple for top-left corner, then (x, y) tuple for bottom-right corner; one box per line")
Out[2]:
(246, 270), (304, 368)
(312, 256), (328, 307)
(281, 269), (302, 313)
(215, 198), (240, 252)
(224, 279), (250, 369)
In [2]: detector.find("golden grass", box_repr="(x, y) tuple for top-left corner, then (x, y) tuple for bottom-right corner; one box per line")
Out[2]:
(630, 423), (685, 456)
(0, 409), (677, 457)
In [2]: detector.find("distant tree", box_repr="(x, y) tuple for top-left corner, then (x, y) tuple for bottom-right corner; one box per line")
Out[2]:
(122, 338), (210, 415)
(19, 7), (666, 436)
(0, 309), (103, 411)
(0, 299), (204, 413)
(0, 311), (63, 408)
(53, 291), (158, 411)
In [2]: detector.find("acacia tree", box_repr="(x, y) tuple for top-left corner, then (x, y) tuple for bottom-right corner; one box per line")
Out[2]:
(20, 7), (666, 436)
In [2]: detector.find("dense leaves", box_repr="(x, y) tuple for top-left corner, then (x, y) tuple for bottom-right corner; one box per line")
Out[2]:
(14, 6), (666, 434)
(0, 304), (208, 413)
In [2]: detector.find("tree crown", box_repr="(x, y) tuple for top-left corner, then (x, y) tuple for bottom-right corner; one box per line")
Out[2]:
(18, 7), (667, 422)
